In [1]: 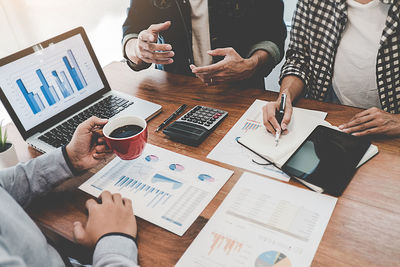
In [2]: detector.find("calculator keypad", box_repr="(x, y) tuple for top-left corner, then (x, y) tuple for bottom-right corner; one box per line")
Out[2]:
(178, 106), (227, 129)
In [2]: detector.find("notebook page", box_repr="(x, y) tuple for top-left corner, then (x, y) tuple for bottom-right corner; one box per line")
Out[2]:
(239, 108), (328, 167)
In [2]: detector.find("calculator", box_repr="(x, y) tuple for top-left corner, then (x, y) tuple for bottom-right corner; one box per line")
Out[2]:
(163, 105), (228, 146)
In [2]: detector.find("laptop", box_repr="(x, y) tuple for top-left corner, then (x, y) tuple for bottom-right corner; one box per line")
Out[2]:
(0, 27), (162, 153)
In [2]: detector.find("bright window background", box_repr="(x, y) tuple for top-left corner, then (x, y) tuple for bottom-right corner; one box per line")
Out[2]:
(0, 0), (129, 125)
(0, 0), (298, 125)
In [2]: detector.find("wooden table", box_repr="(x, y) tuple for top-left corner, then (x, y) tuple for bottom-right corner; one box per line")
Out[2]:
(8, 61), (400, 266)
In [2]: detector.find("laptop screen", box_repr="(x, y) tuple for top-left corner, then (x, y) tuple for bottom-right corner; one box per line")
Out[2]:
(0, 31), (105, 132)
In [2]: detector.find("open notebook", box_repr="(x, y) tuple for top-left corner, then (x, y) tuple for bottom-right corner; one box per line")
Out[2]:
(238, 107), (378, 169)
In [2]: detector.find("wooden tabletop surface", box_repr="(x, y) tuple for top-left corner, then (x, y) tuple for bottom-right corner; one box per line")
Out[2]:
(8, 61), (400, 266)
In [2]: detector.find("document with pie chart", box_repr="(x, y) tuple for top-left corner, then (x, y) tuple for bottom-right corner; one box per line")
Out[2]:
(176, 172), (337, 267)
(79, 144), (233, 236)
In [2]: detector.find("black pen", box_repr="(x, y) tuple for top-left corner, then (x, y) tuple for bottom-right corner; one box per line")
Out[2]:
(275, 93), (287, 146)
(156, 104), (187, 132)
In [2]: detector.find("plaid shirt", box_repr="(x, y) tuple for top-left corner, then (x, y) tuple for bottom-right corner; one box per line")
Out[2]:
(281, 0), (400, 113)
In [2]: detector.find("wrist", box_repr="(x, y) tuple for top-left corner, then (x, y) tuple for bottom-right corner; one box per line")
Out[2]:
(64, 145), (84, 174)
(126, 39), (144, 65)
(243, 57), (258, 78)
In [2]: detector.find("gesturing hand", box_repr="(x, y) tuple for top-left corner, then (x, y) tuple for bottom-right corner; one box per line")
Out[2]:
(73, 191), (137, 248)
(66, 116), (112, 172)
(190, 47), (257, 86)
(127, 21), (175, 65)
(339, 107), (400, 136)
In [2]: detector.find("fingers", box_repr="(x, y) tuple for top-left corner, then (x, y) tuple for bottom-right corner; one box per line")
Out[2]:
(207, 47), (233, 57)
(85, 199), (97, 212)
(262, 104), (280, 135)
(340, 114), (374, 133)
(148, 21), (171, 34)
(112, 193), (123, 205)
(281, 102), (293, 131)
(99, 191), (113, 204)
(139, 50), (174, 64)
(94, 144), (112, 154)
(345, 120), (379, 136)
(191, 61), (225, 75)
(123, 198), (133, 210)
(73, 221), (86, 243)
(86, 116), (108, 129)
(93, 152), (110, 160)
(140, 41), (172, 52)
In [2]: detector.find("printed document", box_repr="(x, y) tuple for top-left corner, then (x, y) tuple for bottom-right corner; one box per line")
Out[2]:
(80, 144), (233, 236)
(176, 172), (337, 267)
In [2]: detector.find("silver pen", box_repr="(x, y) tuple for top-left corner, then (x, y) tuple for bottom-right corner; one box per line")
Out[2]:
(275, 93), (287, 146)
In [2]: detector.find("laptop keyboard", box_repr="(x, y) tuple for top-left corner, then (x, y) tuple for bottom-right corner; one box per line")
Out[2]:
(38, 95), (133, 148)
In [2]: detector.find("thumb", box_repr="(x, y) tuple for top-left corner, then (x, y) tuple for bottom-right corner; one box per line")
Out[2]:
(149, 21), (171, 33)
(73, 221), (87, 244)
(207, 48), (232, 57)
(82, 116), (108, 131)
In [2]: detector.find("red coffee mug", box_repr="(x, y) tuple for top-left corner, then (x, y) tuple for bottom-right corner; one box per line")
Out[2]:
(103, 116), (148, 160)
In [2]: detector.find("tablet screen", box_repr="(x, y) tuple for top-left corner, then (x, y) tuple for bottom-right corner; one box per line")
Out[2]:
(281, 125), (370, 195)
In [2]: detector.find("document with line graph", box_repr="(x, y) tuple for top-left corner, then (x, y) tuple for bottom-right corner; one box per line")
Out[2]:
(176, 172), (337, 267)
(79, 144), (233, 236)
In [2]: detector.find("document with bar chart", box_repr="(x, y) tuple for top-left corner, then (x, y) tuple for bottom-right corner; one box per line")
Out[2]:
(79, 144), (233, 236)
(207, 99), (327, 182)
(0, 34), (104, 131)
(176, 172), (337, 267)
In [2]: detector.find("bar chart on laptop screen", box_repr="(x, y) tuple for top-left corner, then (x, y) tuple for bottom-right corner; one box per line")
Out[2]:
(16, 49), (88, 114)
(0, 34), (104, 130)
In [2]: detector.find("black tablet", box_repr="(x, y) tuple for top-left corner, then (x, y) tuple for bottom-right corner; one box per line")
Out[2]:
(281, 125), (371, 196)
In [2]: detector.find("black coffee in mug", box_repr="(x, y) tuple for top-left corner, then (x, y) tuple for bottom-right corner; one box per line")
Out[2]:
(110, 125), (143, 138)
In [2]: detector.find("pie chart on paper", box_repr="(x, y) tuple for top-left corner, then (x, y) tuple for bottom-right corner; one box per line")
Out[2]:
(145, 155), (159, 162)
(198, 174), (215, 182)
(255, 251), (291, 267)
(169, 163), (185, 171)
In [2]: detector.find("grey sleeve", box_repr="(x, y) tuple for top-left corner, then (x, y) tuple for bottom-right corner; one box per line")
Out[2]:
(93, 236), (139, 267)
(0, 238), (28, 266)
(247, 41), (281, 66)
(0, 148), (73, 208)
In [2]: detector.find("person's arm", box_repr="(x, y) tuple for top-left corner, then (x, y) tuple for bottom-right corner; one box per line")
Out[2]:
(122, 0), (174, 71)
(0, 148), (72, 208)
(246, 0), (287, 76)
(339, 108), (400, 136)
(262, 0), (312, 135)
(73, 191), (138, 266)
(0, 238), (28, 266)
(190, 0), (286, 85)
(124, 22), (174, 68)
(280, 0), (312, 89)
(0, 117), (111, 208)
(262, 76), (304, 134)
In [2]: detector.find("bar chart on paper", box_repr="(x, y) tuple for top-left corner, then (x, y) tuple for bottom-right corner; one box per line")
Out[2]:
(79, 144), (233, 236)
(16, 49), (87, 115)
